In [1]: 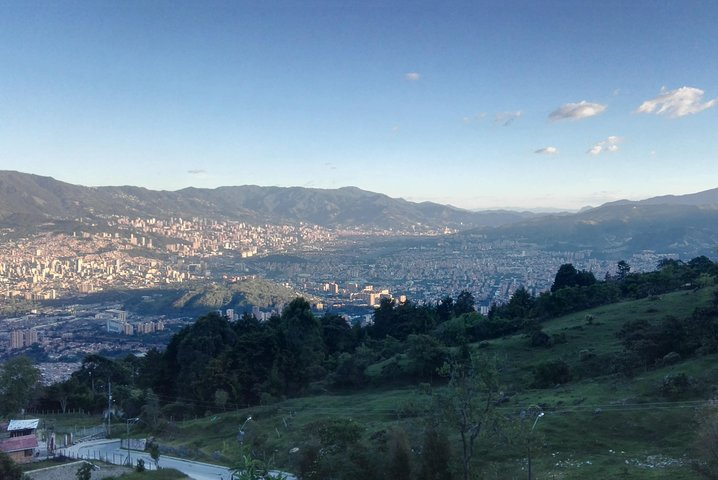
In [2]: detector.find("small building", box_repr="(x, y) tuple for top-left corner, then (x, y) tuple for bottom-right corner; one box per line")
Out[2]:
(0, 419), (40, 463)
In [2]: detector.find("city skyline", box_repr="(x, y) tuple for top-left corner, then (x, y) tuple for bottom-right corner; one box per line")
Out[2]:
(1, 1), (717, 210)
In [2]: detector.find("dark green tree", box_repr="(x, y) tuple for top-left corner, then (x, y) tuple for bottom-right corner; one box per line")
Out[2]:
(0, 451), (24, 480)
(454, 291), (476, 316)
(503, 287), (535, 319)
(0, 356), (41, 416)
(175, 312), (237, 405)
(76, 462), (93, 480)
(437, 295), (455, 323)
(617, 260), (631, 279)
(149, 442), (160, 469)
(418, 427), (453, 480)
(276, 298), (325, 395)
(406, 334), (445, 382)
(551, 264), (579, 292)
(321, 313), (356, 355)
(387, 428), (413, 480)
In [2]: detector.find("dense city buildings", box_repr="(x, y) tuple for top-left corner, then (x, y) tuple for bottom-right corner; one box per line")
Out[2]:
(1, 214), (679, 385)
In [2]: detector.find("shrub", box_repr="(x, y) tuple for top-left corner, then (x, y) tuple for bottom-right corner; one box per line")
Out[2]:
(532, 360), (571, 388)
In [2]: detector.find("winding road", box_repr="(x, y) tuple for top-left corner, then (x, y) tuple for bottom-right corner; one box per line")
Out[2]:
(58, 439), (295, 480)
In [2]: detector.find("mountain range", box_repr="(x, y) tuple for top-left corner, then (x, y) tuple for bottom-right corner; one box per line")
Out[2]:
(1, 170), (717, 257)
(0, 170), (536, 229)
(473, 196), (718, 257)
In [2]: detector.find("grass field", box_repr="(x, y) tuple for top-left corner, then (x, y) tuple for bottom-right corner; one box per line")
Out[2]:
(37, 287), (718, 479)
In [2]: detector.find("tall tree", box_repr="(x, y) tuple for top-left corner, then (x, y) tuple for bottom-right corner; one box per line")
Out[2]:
(437, 295), (455, 323)
(617, 260), (631, 279)
(437, 351), (499, 480)
(0, 356), (41, 416)
(454, 291), (476, 316)
(276, 298), (325, 395)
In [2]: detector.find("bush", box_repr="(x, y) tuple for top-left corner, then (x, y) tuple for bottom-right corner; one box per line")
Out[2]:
(529, 330), (552, 348)
(532, 360), (571, 388)
(660, 373), (693, 398)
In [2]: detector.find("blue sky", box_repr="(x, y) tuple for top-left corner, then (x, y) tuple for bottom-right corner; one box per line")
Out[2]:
(1, 1), (717, 210)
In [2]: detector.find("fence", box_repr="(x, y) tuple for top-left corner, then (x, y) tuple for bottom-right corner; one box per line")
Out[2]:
(58, 448), (158, 471)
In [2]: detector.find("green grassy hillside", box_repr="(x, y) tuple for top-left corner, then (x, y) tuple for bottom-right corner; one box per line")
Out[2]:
(131, 286), (718, 479)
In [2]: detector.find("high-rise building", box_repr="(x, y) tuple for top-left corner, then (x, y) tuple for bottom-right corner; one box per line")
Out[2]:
(24, 329), (39, 346)
(10, 330), (23, 349)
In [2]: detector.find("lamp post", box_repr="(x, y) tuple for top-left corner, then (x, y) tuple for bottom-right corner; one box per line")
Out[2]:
(527, 412), (544, 480)
(126, 417), (139, 466)
(237, 416), (252, 444)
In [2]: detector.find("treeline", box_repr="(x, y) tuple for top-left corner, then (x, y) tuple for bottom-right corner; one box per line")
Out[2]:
(27, 255), (718, 420)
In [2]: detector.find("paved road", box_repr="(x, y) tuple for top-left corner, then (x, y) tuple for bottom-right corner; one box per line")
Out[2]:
(59, 440), (233, 480)
(58, 440), (296, 480)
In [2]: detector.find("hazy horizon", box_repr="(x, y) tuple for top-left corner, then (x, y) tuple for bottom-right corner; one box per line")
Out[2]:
(1, 2), (716, 210)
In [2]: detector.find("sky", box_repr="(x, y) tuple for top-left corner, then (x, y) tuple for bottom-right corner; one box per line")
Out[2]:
(1, 1), (717, 211)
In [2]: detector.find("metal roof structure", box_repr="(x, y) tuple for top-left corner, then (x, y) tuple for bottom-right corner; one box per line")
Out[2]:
(7, 419), (40, 431)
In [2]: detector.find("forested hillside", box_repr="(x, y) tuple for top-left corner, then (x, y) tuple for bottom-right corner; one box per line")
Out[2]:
(9, 256), (718, 479)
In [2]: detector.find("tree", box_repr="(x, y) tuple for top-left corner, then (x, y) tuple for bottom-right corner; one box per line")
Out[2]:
(437, 351), (499, 480)
(214, 388), (229, 410)
(617, 260), (631, 280)
(76, 462), (93, 480)
(149, 442), (161, 469)
(0, 451), (24, 480)
(551, 264), (578, 292)
(174, 312), (237, 405)
(140, 389), (161, 430)
(418, 427), (453, 480)
(503, 287), (535, 319)
(276, 298), (325, 395)
(387, 428), (413, 480)
(406, 334), (445, 382)
(0, 356), (41, 416)
(454, 291), (476, 316)
(437, 295), (455, 323)
(321, 313), (356, 355)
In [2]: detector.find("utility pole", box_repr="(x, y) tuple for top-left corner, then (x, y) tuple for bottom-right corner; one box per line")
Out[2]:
(107, 379), (112, 436)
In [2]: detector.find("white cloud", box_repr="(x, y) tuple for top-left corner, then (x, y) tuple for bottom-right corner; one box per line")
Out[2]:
(405, 72), (421, 81)
(587, 136), (622, 155)
(462, 112), (488, 124)
(549, 101), (607, 121)
(535, 146), (559, 155)
(495, 111), (522, 126)
(187, 169), (207, 175)
(636, 86), (717, 118)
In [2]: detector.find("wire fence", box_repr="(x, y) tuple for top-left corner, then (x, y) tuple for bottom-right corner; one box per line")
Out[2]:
(58, 448), (158, 471)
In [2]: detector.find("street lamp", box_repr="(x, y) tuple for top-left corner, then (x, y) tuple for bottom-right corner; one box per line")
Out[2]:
(527, 411), (544, 480)
(237, 416), (252, 444)
(126, 417), (139, 466)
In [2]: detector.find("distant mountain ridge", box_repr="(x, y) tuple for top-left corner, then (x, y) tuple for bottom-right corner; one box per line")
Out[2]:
(0, 171), (537, 230)
(3, 171), (717, 255)
(472, 192), (718, 257)
(603, 187), (718, 208)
